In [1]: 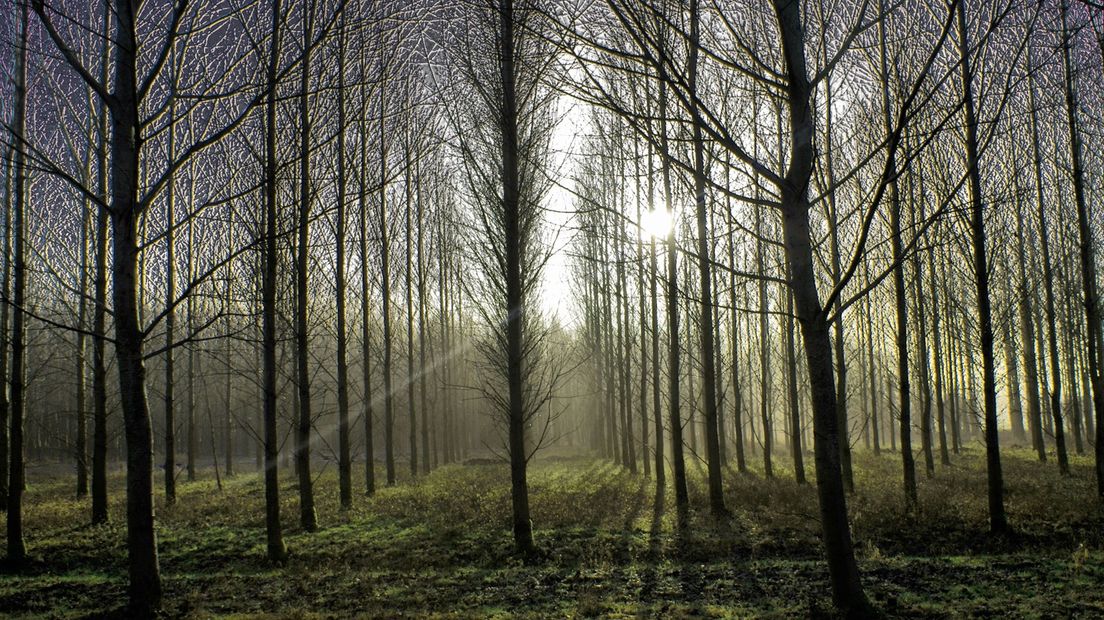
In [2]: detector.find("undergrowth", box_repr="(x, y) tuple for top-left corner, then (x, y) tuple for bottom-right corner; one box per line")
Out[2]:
(1, 446), (1102, 618)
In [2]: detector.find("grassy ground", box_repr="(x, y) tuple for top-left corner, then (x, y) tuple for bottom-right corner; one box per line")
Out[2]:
(2, 446), (1103, 618)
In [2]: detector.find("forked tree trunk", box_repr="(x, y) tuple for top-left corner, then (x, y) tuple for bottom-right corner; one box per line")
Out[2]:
(772, 0), (870, 612)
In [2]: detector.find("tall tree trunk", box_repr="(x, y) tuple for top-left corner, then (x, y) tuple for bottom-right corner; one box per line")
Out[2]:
(688, 0), (725, 514)
(635, 138), (651, 479)
(1028, 13), (1054, 465)
(359, 94), (376, 496)
(335, 19), (352, 509)
(658, 79), (688, 509)
(498, 0), (535, 556)
(6, 4), (29, 562)
(77, 176), (90, 498)
(295, 5), (318, 532)
(928, 237), (949, 466)
(911, 193), (934, 478)
(649, 146), (665, 488)
(757, 208), (772, 480)
(772, 0), (870, 611)
(0, 152), (11, 513)
(261, 0), (287, 562)
(224, 210), (235, 478)
(1060, 0), (1101, 491)
(163, 95), (177, 503)
(958, 0), (1007, 532)
(821, 29), (852, 492)
(405, 146), (418, 478)
(881, 3), (916, 510)
(726, 169), (746, 473)
(417, 173), (430, 475)
(91, 0), (111, 526)
(379, 53), (396, 488)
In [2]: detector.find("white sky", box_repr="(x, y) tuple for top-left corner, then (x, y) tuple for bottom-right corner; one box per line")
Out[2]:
(537, 98), (584, 328)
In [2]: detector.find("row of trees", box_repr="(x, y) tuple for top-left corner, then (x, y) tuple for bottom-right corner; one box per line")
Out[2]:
(0, 0), (1102, 617)
(564, 0), (1104, 613)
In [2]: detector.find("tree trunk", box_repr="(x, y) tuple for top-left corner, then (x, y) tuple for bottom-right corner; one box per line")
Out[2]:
(881, 4), (916, 510)
(336, 20), (352, 509)
(1060, 0), (1100, 490)
(261, 0), (287, 562)
(772, 0), (870, 611)
(360, 58), (377, 495)
(295, 5), (318, 532)
(7, 4), (29, 561)
(90, 0), (111, 526)
(0, 150), (11, 513)
(786, 268), (805, 484)
(958, 0), (1007, 532)
(658, 78), (688, 509)
(163, 97), (177, 503)
(498, 0), (534, 557)
(688, 0), (725, 514)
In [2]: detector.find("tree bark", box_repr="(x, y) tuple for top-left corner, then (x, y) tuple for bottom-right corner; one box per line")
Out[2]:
(957, 0), (1007, 532)
(498, 0), (535, 556)
(261, 0), (287, 561)
(296, 2), (318, 532)
(1060, 0), (1099, 489)
(7, 3), (29, 562)
(772, 0), (870, 611)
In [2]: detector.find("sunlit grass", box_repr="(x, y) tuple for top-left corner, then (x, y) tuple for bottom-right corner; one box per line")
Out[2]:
(2, 446), (1103, 617)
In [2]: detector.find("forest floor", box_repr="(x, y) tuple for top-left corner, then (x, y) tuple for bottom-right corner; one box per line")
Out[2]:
(2, 446), (1103, 618)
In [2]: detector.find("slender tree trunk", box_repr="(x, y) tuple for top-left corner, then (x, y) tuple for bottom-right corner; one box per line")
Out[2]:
(0, 155), (8, 514)
(335, 20), (352, 509)
(261, 1), (287, 557)
(360, 73), (377, 496)
(928, 240), (949, 466)
(688, 0), (724, 514)
(405, 146), (418, 478)
(7, 5), (29, 561)
(726, 173), (746, 473)
(498, 0), (534, 556)
(261, 40), (288, 552)
(380, 71), (396, 487)
(163, 97), (177, 503)
(958, 0), (1007, 532)
(224, 211), (235, 478)
(882, 5), (916, 510)
(77, 181), (90, 498)
(649, 147), (665, 489)
(911, 196), (934, 478)
(658, 78), (688, 509)
(417, 173), (430, 476)
(91, 0), (111, 525)
(1060, 0), (1100, 490)
(635, 139), (651, 479)
(295, 5), (318, 531)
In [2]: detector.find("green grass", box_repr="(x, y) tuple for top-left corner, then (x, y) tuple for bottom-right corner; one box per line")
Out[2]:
(2, 446), (1103, 618)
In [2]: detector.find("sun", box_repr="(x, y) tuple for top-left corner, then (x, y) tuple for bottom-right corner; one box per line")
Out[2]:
(639, 208), (674, 240)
